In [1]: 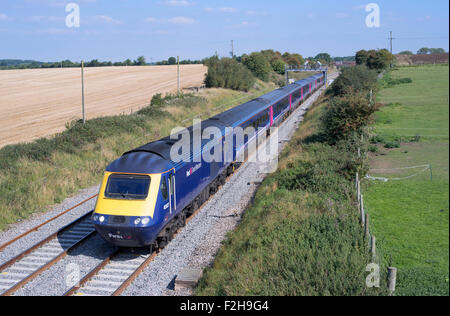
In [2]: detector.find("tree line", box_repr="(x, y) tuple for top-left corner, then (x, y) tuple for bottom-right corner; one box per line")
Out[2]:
(0, 56), (202, 70)
(398, 47), (447, 55)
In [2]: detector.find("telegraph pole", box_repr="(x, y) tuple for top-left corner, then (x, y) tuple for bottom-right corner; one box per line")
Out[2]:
(389, 31), (393, 54)
(177, 56), (180, 95)
(230, 40), (234, 58)
(389, 31), (394, 68)
(81, 60), (85, 124)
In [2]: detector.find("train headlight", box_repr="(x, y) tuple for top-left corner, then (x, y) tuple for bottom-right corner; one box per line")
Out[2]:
(134, 218), (141, 225)
(93, 215), (99, 221)
(141, 218), (150, 225)
(99, 216), (105, 223)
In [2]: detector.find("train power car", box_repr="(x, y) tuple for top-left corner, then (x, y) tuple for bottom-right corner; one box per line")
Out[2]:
(92, 72), (325, 249)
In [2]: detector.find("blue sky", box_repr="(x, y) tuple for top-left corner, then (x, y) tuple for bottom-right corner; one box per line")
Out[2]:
(0, 0), (448, 62)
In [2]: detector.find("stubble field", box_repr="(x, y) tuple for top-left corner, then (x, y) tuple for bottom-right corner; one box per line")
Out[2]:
(0, 64), (207, 148)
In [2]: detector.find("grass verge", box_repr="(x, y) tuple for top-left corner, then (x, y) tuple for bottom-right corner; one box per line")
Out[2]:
(363, 64), (449, 296)
(195, 94), (387, 296)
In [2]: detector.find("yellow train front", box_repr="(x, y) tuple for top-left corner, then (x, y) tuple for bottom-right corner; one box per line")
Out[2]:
(92, 149), (176, 248)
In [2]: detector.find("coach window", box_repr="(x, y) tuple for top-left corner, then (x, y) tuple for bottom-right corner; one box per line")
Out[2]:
(160, 176), (168, 201)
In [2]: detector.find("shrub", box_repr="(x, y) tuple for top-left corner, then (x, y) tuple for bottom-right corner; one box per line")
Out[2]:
(380, 74), (413, 88)
(371, 135), (385, 144)
(204, 56), (255, 91)
(329, 65), (378, 97)
(150, 93), (163, 107)
(321, 93), (380, 144)
(384, 141), (400, 149)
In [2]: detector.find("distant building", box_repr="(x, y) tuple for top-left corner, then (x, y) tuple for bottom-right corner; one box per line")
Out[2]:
(334, 61), (356, 70)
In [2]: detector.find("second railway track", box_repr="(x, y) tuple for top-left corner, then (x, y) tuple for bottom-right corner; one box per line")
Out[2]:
(0, 212), (96, 296)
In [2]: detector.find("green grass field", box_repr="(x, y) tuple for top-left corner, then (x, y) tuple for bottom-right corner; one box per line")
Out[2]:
(364, 64), (449, 296)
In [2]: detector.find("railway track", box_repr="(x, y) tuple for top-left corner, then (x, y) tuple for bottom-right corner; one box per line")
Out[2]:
(0, 195), (98, 252)
(0, 211), (96, 296)
(0, 77), (336, 296)
(62, 83), (332, 297)
(64, 178), (217, 296)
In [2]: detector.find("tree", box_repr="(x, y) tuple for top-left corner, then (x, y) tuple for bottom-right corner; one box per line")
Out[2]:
(430, 48), (446, 54)
(366, 49), (393, 70)
(356, 49), (393, 71)
(204, 56), (255, 91)
(355, 50), (369, 65)
(282, 52), (304, 67)
(135, 56), (146, 66)
(270, 58), (286, 75)
(242, 52), (272, 81)
(315, 53), (332, 64)
(168, 57), (177, 65)
(398, 50), (414, 55)
(417, 47), (431, 55)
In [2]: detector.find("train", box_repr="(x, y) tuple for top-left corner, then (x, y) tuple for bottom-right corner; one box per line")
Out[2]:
(92, 72), (326, 249)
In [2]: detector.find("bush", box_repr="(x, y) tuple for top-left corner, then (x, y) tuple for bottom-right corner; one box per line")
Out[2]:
(321, 93), (379, 144)
(380, 74), (413, 88)
(371, 135), (385, 144)
(384, 141), (400, 149)
(150, 93), (163, 107)
(329, 65), (378, 97)
(204, 57), (255, 91)
(242, 52), (272, 82)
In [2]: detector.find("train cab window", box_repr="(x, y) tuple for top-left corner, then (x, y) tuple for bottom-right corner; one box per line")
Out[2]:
(105, 174), (151, 200)
(160, 176), (168, 200)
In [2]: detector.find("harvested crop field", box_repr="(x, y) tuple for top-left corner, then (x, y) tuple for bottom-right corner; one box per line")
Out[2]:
(0, 64), (207, 148)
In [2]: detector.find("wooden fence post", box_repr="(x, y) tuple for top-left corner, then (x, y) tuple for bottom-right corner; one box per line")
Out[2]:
(360, 195), (365, 227)
(365, 213), (370, 237)
(371, 235), (376, 257)
(357, 181), (361, 204)
(388, 267), (397, 295)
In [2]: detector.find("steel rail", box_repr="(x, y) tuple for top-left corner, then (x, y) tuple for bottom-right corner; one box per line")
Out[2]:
(0, 211), (96, 296)
(0, 194), (98, 252)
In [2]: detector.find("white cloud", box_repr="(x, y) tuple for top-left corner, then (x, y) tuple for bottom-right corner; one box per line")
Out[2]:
(0, 13), (10, 21)
(246, 10), (267, 17)
(94, 15), (122, 25)
(145, 16), (197, 25)
(167, 16), (196, 24)
(205, 7), (237, 13)
(161, 0), (192, 6)
(219, 7), (237, 13)
(27, 15), (64, 23)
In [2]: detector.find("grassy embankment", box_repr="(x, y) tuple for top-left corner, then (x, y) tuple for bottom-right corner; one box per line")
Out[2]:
(0, 80), (277, 231)
(195, 84), (387, 296)
(363, 64), (449, 296)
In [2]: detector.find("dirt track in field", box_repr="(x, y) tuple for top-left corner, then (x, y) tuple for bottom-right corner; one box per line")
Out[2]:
(0, 65), (207, 148)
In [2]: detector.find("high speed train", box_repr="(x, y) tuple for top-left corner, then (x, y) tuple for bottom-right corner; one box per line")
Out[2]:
(92, 72), (326, 249)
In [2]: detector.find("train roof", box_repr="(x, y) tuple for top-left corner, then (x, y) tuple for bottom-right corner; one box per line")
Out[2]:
(106, 151), (174, 174)
(107, 73), (323, 174)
